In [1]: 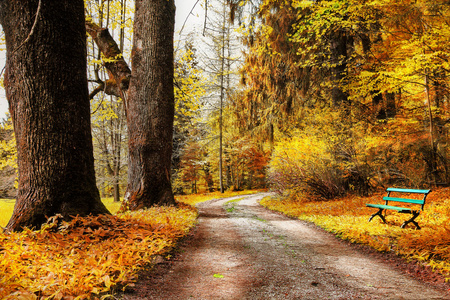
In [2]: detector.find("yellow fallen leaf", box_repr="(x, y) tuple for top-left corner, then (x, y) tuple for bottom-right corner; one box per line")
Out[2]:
(103, 274), (111, 288)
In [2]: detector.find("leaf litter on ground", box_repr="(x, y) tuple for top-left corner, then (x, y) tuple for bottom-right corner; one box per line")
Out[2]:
(0, 203), (197, 299)
(260, 188), (450, 282)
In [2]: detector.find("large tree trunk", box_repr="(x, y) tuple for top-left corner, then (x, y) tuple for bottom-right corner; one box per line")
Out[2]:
(0, 0), (110, 231)
(120, 0), (176, 211)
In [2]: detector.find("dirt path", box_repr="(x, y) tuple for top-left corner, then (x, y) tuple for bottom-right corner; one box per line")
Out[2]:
(121, 193), (450, 299)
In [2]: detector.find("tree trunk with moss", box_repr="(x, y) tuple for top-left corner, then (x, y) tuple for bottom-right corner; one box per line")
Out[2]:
(120, 0), (176, 211)
(0, 0), (110, 231)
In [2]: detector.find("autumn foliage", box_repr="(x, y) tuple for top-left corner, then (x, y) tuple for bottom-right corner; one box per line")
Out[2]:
(0, 190), (263, 299)
(261, 188), (450, 281)
(3, 0), (450, 295)
(0, 204), (197, 299)
(231, 0), (450, 200)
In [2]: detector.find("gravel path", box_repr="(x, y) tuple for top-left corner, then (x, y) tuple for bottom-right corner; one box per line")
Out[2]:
(121, 193), (450, 299)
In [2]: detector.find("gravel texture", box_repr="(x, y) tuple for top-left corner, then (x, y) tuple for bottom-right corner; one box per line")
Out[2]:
(121, 193), (450, 299)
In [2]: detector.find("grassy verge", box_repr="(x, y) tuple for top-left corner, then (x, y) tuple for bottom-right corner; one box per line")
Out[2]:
(260, 188), (450, 281)
(0, 199), (14, 228)
(223, 198), (245, 213)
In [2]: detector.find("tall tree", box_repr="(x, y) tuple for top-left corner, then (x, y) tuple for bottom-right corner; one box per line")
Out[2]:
(120, 0), (177, 210)
(172, 41), (207, 194)
(236, 0), (304, 142)
(200, 0), (242, 192)
(0, 0), (110, 231)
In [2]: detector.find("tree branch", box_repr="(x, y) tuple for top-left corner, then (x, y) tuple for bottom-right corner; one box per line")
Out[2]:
(85, 20), (131, 106)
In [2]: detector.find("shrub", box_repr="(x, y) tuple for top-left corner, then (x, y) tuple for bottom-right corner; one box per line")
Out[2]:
(268, 130), (375, 200)
(268, 134), (347, 199)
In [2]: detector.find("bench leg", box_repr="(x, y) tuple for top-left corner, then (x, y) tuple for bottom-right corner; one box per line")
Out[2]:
(368, 208), (387, 224)
(401, 211), (421, 230)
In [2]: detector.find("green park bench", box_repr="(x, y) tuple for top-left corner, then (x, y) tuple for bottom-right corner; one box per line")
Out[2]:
(366, 188), (431, 230)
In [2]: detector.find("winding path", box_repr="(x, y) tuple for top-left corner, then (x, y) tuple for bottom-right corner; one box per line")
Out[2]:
(122, 193), (450, 299)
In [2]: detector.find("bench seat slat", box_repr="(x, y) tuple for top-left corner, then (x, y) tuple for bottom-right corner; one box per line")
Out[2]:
(386, 188), (431, 194)
(366, 203), (413, 213)
(382, 196), (424, 205)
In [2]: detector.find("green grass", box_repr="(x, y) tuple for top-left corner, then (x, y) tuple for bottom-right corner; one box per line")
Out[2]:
(0, 199), (15, 228)
(101, 197), (123, 214)
(0, 198), (123, 228)
(225, 198), (244, 205)
(224, 197), (244, 213)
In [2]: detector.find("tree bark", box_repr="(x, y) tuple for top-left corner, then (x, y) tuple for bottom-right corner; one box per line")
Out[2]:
(120, 0), (176, 211)
(86, 20), (131, 100)
(0, 0), (110, 231)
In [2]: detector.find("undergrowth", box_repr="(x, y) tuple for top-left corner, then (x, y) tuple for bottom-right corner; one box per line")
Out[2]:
(260, 188), (450, 281)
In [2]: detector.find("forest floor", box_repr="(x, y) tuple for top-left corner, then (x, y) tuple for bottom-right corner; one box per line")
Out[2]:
(120, 193), (450, 299)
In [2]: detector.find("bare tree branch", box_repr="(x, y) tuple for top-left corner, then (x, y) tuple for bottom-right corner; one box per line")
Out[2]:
(85, 20), (131, 109)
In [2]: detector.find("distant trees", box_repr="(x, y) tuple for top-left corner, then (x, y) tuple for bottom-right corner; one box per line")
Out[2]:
(0, 0), (110, 231)
(201, 0), (269, 191)
(171, 0), (270, 194)
(171, 41), (209, 194)
(0, 117), (16, 198)
(237, 0), (450, 198)
(85, 0), (132, 202)
(201, 0), (240, 192)
(237, 0), (302, 143)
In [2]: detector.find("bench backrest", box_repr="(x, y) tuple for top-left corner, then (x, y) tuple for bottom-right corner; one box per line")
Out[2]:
(384, 188), (431, 210)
